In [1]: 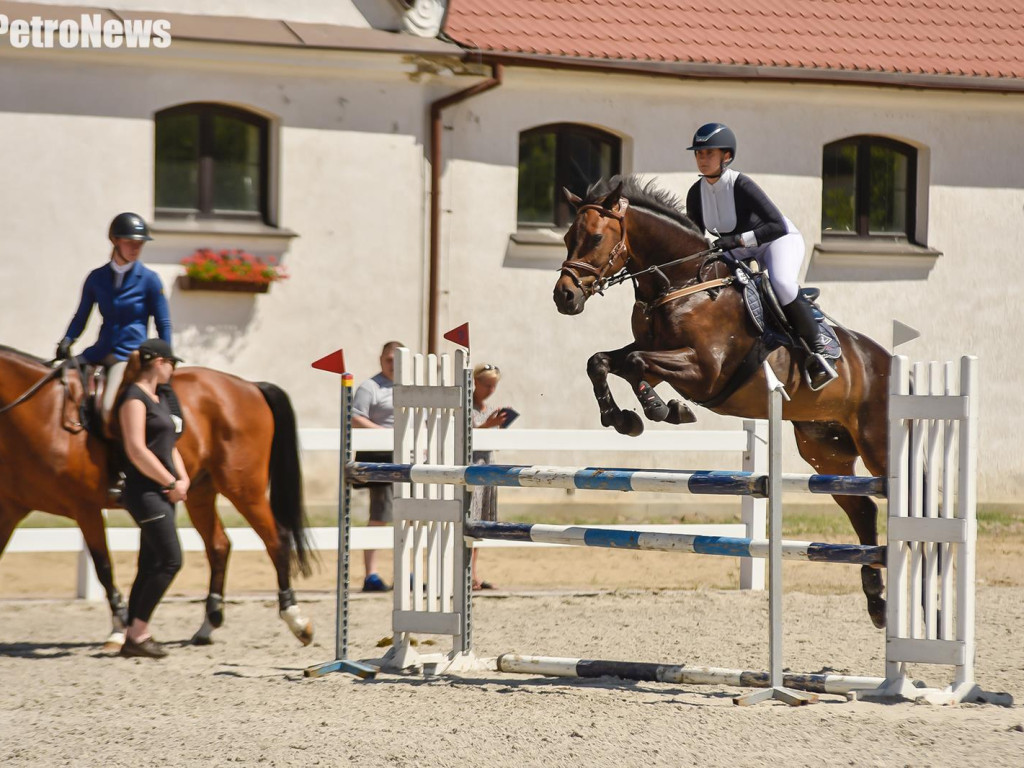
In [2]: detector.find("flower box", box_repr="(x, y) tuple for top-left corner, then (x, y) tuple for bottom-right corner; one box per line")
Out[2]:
(179, 248), (287, 293)
(177, 275), (270, 293)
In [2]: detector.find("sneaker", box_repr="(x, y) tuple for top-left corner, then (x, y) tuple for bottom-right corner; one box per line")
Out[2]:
(362, 574), (391, 593)
(120, 636), (168, 659)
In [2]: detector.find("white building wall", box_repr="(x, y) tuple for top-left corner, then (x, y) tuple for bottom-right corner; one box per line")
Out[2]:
(0, 43), (1021, 500)
(437, 69), (1024, 499)
(9, 0), (388, 27)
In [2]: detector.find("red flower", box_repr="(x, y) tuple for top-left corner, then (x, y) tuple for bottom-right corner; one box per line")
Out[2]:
(180, 248), (288, 284)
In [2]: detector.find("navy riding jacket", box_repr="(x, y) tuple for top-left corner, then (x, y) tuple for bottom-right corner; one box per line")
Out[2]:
(61, 262), (172, 363)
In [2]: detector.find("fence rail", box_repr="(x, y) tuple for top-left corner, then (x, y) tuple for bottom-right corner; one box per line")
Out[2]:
(7, 424), (764, 600)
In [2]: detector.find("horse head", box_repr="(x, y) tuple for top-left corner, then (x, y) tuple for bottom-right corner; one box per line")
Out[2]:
(553, 181), (631, 315)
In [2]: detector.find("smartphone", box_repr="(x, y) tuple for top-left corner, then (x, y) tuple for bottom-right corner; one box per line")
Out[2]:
(497, 408), (519, 428)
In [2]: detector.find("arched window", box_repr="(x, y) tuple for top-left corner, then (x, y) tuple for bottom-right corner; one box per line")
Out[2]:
(155, 103), (269, 221)
(822, 136), (916, 240)
(518, 124), (621, 228)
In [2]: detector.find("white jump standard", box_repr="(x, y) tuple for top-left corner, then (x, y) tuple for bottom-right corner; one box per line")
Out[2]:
(306, 348), (1009, 706)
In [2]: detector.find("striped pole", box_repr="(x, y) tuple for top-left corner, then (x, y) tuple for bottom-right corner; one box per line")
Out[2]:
(464, 521), (884, 566)
(348, 463), (885, 497)
(496, 654), (885, 697)
(304, 371), (378, 681)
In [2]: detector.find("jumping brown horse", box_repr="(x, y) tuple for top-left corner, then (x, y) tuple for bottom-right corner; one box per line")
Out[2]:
(0, 345), (315, 646)
(553, 176), (891, 628)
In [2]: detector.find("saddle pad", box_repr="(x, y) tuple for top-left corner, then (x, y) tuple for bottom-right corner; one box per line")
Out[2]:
(742, 275), (841, 361)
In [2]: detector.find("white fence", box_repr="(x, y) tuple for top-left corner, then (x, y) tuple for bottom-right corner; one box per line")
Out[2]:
(8, 423), (766, 600)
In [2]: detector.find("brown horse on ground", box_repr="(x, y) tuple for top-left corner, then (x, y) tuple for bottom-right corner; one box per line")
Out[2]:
(553, 176), (891, 628)
(0, 345), (314, 646)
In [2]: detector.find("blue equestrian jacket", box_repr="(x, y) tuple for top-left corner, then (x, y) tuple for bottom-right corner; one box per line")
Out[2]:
(61, 262), (172, 363)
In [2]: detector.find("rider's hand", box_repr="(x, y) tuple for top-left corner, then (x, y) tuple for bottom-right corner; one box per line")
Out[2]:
(712, 234), (745, 252)
(55, 339), (72, 360)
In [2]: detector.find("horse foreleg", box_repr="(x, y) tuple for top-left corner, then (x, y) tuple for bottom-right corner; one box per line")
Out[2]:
(620, 348), (714, 425)
(75, 506), (129, 650)
(792, 421), (886, 629)
(183, 478), (230, 645)
(587, 347), (644, 436)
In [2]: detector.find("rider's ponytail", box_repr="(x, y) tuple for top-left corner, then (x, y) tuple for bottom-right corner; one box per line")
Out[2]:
(109, 350), (144, 440)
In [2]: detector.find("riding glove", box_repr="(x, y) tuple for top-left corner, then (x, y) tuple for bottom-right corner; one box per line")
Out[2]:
(713, 234), (745, 252)
(56, 339), (72, 360)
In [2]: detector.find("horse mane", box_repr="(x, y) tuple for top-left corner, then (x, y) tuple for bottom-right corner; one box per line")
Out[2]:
(585, 175), (701, 235)
(0, 344), (50, 366)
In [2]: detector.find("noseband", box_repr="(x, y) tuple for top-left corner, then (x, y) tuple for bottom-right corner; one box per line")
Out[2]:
(559, 199), (630, 297)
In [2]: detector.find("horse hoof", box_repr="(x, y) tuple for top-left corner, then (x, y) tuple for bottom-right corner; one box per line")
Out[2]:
(102, 631), (126, 653)
(191, 632), (214, 646)
(666, 400), (697, 425)
(616, 410), (644, 437)
(296, 622), (314, 646)
(600, 410), (620, 429)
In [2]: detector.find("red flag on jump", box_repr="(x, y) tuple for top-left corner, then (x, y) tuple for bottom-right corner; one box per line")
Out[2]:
(443, 322), (470, 349)
(311, 349), (346, 374)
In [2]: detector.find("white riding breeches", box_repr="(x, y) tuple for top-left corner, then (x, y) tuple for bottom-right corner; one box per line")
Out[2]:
(102, 360), (128, 420)
(742, 229), (805, 306)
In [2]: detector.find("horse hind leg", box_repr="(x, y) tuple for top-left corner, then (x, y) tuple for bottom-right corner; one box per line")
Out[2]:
(217, 483), (313, 646)
(792, 421), (886, 629)
(587, 350), (643, 436)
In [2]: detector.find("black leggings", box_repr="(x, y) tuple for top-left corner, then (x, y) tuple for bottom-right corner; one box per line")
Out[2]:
(125, 489), (182, 624)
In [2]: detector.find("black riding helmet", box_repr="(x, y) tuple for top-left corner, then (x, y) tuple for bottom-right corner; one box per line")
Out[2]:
(108, 212), (153, 242)
(687, 122), (737, 164)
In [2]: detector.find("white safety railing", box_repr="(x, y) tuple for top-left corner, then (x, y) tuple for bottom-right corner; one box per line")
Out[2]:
(8, 424), (766, 601)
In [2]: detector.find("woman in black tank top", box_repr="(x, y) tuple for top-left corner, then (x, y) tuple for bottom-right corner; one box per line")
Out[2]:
(115, 338), (189, 659)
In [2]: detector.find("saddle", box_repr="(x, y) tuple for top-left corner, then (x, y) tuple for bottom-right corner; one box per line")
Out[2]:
(738, 270), (842, 361)
(71, 362), (108, 439)
(68, 361), (183, 440)
(695, 265), (841, 409)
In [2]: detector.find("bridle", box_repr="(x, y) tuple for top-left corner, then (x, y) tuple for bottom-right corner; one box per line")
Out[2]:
(559, 197), (730, 302)
(558, 199), (630, 297)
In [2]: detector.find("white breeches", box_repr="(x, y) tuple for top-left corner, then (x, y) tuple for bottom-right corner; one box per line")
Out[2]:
(744, 230), (805, 305)
(102, 360), (128, 419)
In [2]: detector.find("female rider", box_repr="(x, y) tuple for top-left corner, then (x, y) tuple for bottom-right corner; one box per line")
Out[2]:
(56, 212), (172, 428)
(685, 123), (837, 390)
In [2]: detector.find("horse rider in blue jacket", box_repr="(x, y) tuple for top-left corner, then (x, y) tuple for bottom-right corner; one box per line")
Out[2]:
(56, 212), (172, 429)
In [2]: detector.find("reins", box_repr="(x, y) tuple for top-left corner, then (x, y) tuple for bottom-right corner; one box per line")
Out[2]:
(0, 365), (61, 415)
(0, 358), (85, 433)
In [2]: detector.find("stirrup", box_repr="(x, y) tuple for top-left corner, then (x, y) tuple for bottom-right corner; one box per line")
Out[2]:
(804, 353), (838, 392)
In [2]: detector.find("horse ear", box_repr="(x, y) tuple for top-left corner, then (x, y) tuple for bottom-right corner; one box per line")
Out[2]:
(601, 181), (624, 210)
(563, 187), (582, 208)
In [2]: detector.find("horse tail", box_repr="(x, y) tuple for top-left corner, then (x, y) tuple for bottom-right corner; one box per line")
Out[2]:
(255, 382), (314, 577)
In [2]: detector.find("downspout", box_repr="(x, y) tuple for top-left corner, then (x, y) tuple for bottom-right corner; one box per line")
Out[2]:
(427, 63), (503, 353)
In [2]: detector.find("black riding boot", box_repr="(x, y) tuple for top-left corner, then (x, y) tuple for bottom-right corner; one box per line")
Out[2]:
(782, 295), (838, 390)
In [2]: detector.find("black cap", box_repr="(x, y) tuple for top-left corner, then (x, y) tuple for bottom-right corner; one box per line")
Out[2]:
(137, 338), (183, 364)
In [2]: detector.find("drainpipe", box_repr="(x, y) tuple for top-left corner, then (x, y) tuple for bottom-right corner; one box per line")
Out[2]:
(427, 63), (503, 353)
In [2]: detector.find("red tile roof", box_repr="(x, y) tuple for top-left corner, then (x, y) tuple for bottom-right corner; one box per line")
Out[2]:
(443, 0), (1024, 87)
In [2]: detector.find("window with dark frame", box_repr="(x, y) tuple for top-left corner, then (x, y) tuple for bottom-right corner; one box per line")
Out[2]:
(822, 136), (916, 241)
(155, 103), (269, 222)
(517, 124), (621, 228)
